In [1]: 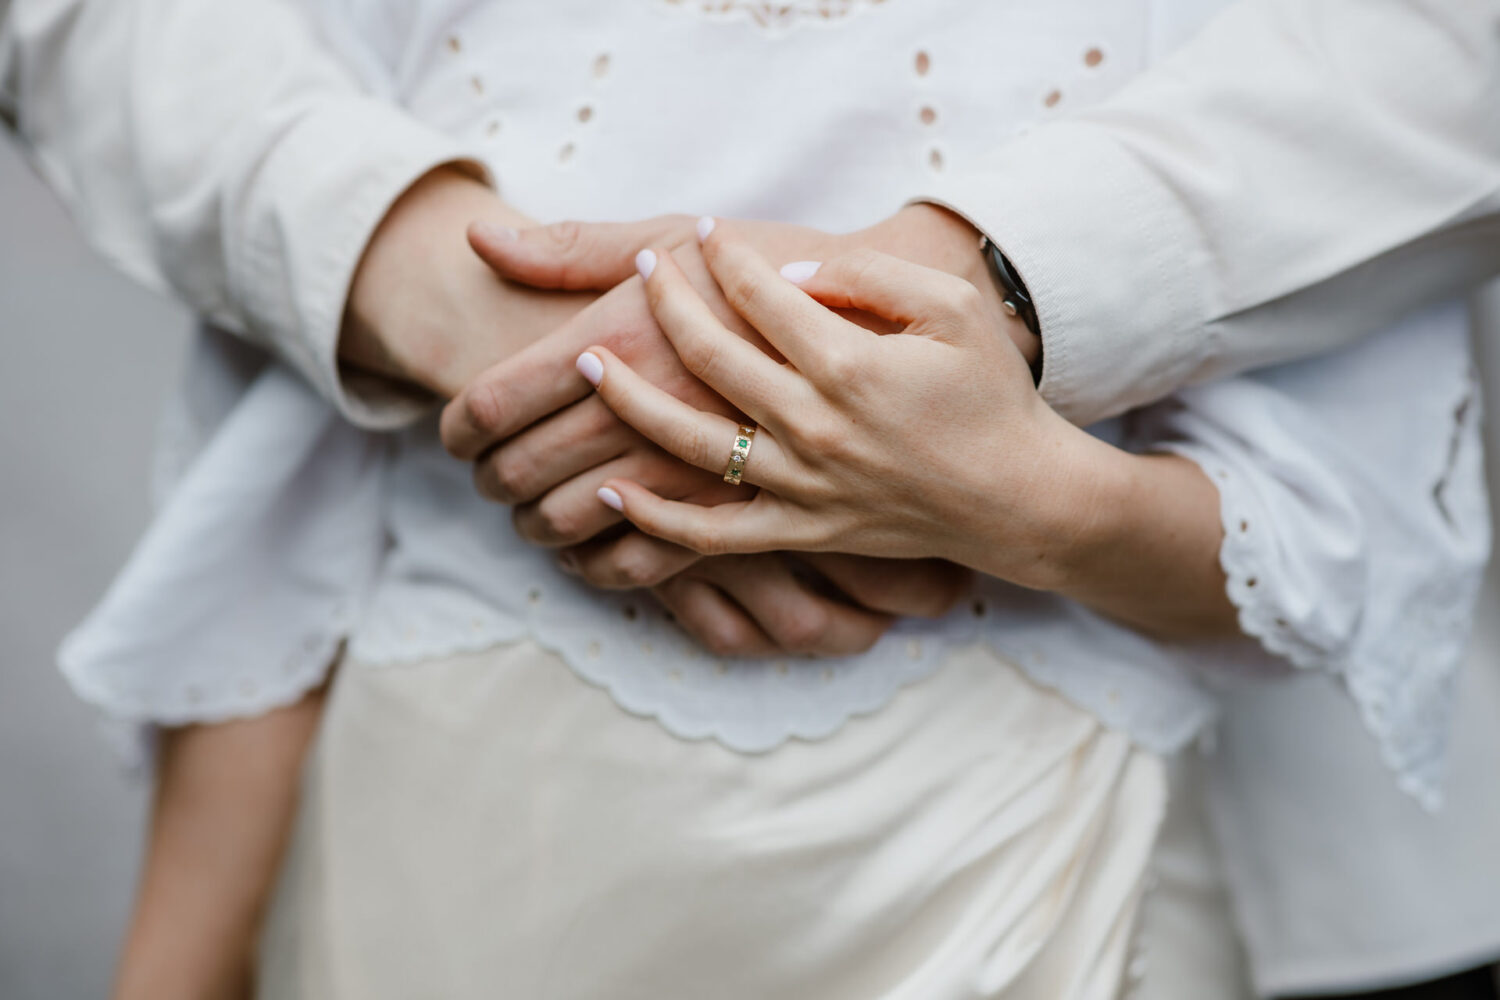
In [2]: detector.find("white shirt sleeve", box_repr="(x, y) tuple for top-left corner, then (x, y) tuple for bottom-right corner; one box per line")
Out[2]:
(0, 0), (490, 428)
(920, 0), (1500, 426)
(1133, 299), (1488, 807)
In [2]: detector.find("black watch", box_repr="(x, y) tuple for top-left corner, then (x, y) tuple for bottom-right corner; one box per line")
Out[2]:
(979, 234), (1044, 384)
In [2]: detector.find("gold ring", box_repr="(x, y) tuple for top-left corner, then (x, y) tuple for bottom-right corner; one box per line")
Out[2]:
(723, 424), (757, 485)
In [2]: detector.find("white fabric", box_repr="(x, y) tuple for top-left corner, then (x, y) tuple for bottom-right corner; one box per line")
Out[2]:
(258, 641), (1168, 1000)
(1193, 294), (1500, 997)
(1139, 300), (1489, 808)
(6, 0), (1497, 989)
(48, 0), (1488, 804)
(920, 0), (1500, 427)
(0, 0), (487, 427)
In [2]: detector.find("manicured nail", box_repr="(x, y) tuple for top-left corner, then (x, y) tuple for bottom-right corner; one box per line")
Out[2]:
(576, 351), (604, 386)
(597, 486), (624, 511)
(635, 248), (657, 280)
(696, 216), (716, 242)
(557, 551), (578, 574)
(780, 261), (821, 284)
(473, 221), (518, 243)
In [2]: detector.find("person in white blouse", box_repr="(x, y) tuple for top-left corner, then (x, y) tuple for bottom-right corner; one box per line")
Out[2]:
(4, 2), (1500, 1000)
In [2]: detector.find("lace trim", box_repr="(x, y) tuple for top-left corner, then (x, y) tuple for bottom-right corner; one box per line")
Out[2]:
(1197, 456), (1471, 810)
(352, 577), (974, 754)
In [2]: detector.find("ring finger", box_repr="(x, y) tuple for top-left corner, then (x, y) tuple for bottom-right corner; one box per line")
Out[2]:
(579, 346), (797, 492)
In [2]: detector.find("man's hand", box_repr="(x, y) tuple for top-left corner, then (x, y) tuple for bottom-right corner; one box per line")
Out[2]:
(338, 166), (596, 398)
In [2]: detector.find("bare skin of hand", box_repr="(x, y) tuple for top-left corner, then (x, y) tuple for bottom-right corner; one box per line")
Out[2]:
(342, 168), (954, 654)
(441, 205), (1032, 585)
(585, 222), (1236, 640)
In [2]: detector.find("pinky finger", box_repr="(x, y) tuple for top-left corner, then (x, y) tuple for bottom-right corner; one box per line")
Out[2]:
(597, 479), (809, 556)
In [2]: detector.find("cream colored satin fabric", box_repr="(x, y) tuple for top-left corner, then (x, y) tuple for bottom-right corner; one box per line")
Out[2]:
(259, 642), (1168, 1000)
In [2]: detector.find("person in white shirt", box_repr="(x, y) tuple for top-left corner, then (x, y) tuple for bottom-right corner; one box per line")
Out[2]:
(0, 1), (1494, 1000)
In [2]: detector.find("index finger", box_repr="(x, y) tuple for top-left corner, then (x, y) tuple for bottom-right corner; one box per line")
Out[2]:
(440, 339), (594, 459)
(697, 221), (859, 382)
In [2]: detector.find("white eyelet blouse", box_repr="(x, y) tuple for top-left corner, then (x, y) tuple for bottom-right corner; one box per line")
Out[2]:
(56, 0), (1486, 808)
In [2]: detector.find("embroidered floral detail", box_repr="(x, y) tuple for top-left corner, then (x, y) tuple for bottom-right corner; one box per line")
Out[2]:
(660, 0), (888, 31)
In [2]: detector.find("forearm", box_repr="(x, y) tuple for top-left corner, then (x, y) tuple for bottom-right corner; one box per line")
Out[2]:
(1063, 446), (1234, 639)
(114, 690), (326, 1000)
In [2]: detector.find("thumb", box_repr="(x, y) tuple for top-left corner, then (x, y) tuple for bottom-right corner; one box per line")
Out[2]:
(469, 215), (697, 291)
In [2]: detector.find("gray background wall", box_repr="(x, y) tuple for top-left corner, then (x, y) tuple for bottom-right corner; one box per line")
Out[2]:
(1, 136), (187, 997)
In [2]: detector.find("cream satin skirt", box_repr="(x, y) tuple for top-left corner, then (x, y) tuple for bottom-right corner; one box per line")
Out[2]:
(258, 641), (1179, 999)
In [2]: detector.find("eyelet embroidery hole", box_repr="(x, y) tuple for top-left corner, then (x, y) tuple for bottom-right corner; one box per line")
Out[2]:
(1083, 47), (1104, 68)
(471, 75), (485, 96)
(928, 148), (944, 172)
(485, 120), (500, 138)
(1043, 89), (1062, 109)
(528, 587), (543, 604)
(622, 604), (638, 621)
(972, 600), (986, 617)
(592, 53), (611, 79)
(447, 35), (462, 54)
(914, 50), (931, 76)
(919, 105), (938, 126)
(1239, 519), (1249, 533)
(558, 142), (576, 165)
(577, 104), (595, 124)
(1245, 577), (1258, 588)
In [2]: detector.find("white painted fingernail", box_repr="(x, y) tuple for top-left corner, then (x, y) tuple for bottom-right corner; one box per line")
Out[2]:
(473, 221), (518, 243)
(780, 260), (822, 284)
(576, 351), (604, 386)
(597, 486), (624, 511)
(635, 248), (657, 280)
(696, 216), (716, 242)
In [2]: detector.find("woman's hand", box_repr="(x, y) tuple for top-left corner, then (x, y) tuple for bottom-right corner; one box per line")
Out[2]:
(579, 220), (1095, 588)
(581, 219), (1238, 639)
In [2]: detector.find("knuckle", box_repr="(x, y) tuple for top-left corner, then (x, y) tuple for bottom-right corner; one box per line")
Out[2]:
(615, 549), (671, 589)
(489, 451), (536, 502)
(721, 267), (766, 315)
(547, 219), (587, 259)
(946, 281), (985, 323)
(680, 336), (724, 384)
(790, 417), (841, 456)
(461, 382), (508, 437)
(701, 620), (757, 658)
(773, 607), (830, 654)
(688, 526), (727, 558)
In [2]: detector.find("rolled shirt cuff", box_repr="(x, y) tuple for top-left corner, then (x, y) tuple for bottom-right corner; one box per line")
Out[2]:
(914, 121), (1217, 428)
(225, 96), (493, 430)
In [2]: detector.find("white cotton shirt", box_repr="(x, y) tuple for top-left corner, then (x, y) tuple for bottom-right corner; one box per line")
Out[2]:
(54, 0), (1488, 810)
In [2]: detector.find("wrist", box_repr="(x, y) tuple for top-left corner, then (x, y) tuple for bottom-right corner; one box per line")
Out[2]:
(341, 167), (538, 397)
(964, 419), (1131, 593)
